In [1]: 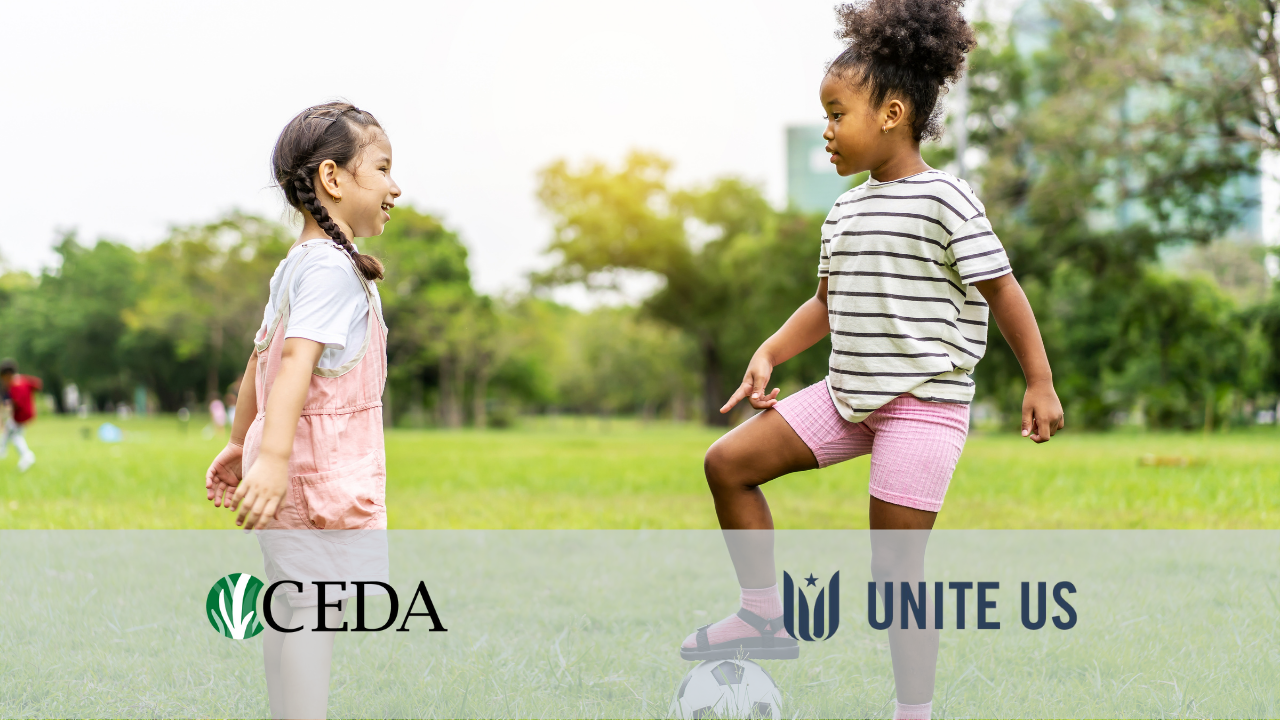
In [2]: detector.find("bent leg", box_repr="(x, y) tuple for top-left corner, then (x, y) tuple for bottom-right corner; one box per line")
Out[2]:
(684, 382), (873, 658)
(705, 407), (817, 528)
(681, 407), (816, 656)
(705, 407), (817, 588)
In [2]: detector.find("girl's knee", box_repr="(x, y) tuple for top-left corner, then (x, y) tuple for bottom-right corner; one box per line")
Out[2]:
(704, 441), (743, 491)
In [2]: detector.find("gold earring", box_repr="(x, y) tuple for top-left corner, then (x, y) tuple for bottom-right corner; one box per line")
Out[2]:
(333, 195), (341, 204)
(881, 125), (888, 134)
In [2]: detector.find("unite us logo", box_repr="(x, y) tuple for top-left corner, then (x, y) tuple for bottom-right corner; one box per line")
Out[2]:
(782, 571), (840, 641)
(205, 573), (447, 639)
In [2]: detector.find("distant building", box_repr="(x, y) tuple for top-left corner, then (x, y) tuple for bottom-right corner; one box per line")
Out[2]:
(786, 125), (852, 213)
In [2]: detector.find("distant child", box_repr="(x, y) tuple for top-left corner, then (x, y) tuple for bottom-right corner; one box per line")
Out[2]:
(224, 382), (239, 427)
(679, 2), (1064, 718)
(203, 102), (400, 720)
(209, 398), (227, 433)
(0, 359), (42, 472)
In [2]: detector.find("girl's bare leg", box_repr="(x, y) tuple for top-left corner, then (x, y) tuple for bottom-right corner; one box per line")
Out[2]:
(263, 599), (347, 719)
(870, 497), (939, 706)
(262, 596), (290, 719)
(704, 408), (817, 588)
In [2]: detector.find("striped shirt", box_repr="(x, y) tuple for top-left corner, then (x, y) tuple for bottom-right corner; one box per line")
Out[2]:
(818, 169), (1011, 422)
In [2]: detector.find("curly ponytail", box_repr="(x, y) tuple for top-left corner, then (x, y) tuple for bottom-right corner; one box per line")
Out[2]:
(272, 102), (386, 281)
(828, 0), (976, 143)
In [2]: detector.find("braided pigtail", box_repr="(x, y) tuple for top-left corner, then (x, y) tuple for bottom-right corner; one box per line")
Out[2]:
(272, 101), (388, 282)
(292, 174), (385, 281)
(293, 174), (345, 245)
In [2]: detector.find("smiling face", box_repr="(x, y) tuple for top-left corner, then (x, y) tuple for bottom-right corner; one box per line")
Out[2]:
(325, 131), (401, 239)
(820, 71), (910, 177)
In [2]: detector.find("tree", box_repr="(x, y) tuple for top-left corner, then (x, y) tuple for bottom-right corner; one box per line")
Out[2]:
(361, 206), (482, 427)
(124, 212), (291, 407)
(1181, 0), (1280, 152)
(536, 151), (829, 425)
(553, 305), (699, 417)
(0, 233), (142, 409)
(1109, 270), (1263, 429)
(966, 0), (1262, 426)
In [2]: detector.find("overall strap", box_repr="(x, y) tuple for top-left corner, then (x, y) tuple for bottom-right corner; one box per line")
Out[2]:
(345, 249), (387, 333)
(254, 245), (318, 353)
(310, 246), (383, 379)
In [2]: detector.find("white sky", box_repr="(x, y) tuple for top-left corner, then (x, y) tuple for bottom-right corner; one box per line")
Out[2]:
(0, 0), (1016, 294)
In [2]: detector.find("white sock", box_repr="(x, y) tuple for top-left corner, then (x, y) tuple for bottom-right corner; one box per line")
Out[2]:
(894, 701), (931, 720)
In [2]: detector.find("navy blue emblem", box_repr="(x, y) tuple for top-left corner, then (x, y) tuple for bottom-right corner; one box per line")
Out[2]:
(783, 571), (840, 641)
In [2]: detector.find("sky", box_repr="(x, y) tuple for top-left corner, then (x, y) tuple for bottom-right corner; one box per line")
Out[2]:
(0, 0), (1017, 295)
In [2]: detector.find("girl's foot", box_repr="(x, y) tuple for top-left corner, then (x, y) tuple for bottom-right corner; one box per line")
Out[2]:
(680, 586), (798, 661)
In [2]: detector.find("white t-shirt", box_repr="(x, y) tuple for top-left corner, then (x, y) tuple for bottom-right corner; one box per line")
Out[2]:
(258, 239), (384, 370)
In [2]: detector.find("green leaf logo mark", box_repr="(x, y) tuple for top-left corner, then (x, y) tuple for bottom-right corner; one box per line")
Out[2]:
(205, 573), (265, 639)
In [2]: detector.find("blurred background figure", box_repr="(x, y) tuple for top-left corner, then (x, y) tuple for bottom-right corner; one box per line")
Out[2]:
(63, 384), (79, 416)
(224, 380), (240, 427)
(1, 358), (42, 472)
(209, 397), (227, 433)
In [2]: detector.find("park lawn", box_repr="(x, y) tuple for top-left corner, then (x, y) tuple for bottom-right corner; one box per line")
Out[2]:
(0, 414), (1275, 529)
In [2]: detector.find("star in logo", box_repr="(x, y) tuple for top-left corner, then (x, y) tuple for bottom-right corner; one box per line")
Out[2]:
(805, 574), (819, 587)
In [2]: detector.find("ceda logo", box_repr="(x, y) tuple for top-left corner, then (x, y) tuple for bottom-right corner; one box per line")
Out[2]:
(206, 574), (447, 639)
(782, 571), (839, 641)
(206, 573), (266, 639)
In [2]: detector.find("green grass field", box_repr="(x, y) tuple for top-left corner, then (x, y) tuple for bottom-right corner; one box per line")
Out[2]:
(1, 414), (1276, 530)
(7, 529), (1276, 718)
(4, 416), (1278, 717)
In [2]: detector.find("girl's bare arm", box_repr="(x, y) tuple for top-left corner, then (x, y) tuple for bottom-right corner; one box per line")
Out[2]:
(722, 278), (831, 413)
(974, 273), (1064, 442)
(229, 352), (258, 444)
(206, 351), (261, 507)
(231, 337), (325, 529)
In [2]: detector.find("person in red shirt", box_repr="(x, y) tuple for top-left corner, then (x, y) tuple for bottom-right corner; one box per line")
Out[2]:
(1, 358), (41, 472)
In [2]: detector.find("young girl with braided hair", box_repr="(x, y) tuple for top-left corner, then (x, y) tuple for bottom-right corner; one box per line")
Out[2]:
(204, 101), (400, 719)
(679, 2), (1063, 718)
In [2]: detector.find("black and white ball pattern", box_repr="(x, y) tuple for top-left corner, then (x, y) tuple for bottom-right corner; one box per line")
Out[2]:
(670, 659), (782, 719)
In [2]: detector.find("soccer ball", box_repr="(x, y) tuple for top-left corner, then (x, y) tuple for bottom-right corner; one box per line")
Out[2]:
(669, 659), (783, 719)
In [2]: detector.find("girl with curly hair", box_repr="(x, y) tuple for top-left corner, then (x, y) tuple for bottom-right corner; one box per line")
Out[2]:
(680, 1), (1064, 716)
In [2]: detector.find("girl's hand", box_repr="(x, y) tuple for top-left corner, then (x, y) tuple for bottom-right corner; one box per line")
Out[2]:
(230, 455), (289, 530)
(1022, 380), (1065, 443)
(722, 350), (781, 413)
(205, 441), (244, 508)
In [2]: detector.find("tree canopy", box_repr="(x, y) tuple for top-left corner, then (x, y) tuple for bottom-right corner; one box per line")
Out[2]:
(536, 151), (830, 425)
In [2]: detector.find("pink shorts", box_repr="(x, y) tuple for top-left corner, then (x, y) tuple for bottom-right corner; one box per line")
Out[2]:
(775, 380), (969, 512)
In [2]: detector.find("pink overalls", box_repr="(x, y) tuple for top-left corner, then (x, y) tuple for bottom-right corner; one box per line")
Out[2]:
(244, 243), (390, 607)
